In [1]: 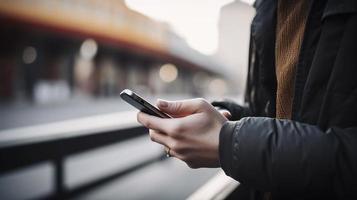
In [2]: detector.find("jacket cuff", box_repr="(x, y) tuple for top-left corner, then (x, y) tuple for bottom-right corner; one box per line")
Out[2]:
(219, 121), (241, 177)
(212, 100), (252, 120)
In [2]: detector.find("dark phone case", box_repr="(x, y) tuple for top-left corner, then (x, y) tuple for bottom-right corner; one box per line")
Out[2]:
(120, 91), (170, 118)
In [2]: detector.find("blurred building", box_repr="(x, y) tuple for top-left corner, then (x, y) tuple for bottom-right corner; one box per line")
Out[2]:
(0, 0), (229, 104)
(215, 0), (255, 96)
(0, 2), (235, 199)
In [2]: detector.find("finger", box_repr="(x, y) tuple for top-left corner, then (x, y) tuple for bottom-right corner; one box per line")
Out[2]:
(137, 112), (165, 132)
(149, 130), (171, 147)
(137, 112), (176, 134)
(149, 130), (184, 159)
(156, 98), (208, 116)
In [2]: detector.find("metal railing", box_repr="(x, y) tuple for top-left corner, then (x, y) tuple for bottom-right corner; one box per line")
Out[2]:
(0, 111), (166, 199)
(0, 110), (239, 199)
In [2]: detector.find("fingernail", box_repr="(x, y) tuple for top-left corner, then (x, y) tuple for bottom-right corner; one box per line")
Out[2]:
(158, 99), (168, 107)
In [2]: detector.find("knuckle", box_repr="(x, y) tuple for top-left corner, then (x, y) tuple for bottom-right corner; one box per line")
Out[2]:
(146, 121), (152, 129)
(197, 98), (208, 107)
(168, 123), (183, 138)
(140, 119), (149, 128)
(173, 102), (182, 112)
(142, 119), (153, 129)
(171, 122), (184, 136)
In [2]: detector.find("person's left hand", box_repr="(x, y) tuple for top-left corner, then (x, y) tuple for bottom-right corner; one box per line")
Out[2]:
(137, 98), (227, 168)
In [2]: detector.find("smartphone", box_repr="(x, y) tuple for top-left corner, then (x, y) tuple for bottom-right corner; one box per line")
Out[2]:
(120, 89), (171, 118)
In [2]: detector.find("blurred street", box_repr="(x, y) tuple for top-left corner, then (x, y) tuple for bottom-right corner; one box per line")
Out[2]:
(0, 0), (252, 199)
(0, 97), (137, 130)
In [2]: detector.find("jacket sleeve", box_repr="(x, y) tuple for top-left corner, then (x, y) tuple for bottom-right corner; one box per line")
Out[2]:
(219, 117), (357, 197)
(212, 100), (253, 121)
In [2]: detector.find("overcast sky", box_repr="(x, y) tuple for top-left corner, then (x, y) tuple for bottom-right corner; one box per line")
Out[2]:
(126, 0), (254, 55)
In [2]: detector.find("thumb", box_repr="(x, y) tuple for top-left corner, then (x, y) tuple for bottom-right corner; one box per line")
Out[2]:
(157, 98), (205, 116)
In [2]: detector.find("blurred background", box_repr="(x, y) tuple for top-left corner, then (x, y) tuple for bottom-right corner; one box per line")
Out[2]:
(0, 0), (255, 199)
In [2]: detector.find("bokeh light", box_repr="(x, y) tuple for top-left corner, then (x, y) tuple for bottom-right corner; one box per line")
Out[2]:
(80, 39), (98, 60)
(159, 63), (178, 83)
(209, 78), (227, 96)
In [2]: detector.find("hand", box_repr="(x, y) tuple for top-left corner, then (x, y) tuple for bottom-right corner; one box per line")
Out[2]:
(137, 98), (228, 168)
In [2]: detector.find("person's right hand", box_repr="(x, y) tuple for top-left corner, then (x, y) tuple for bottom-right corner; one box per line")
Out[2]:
(137, 98), (227, 168)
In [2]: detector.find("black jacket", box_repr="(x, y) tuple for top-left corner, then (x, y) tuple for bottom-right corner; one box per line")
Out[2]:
(213, 0), (357, 199)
